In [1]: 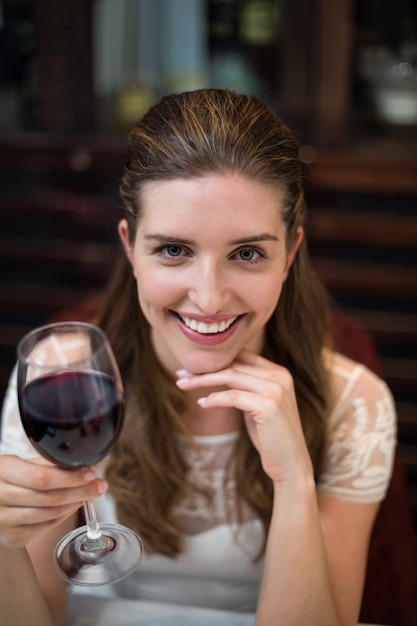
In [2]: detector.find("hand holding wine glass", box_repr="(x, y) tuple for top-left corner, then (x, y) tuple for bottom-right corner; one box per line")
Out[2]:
(17, 321), (143, 586)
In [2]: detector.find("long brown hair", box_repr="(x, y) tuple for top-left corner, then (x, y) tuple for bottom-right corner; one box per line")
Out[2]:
(99, 89), (330, 557)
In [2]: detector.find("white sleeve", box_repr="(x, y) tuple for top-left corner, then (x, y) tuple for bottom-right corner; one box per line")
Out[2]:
(0, 364), (38, 458)
(317, 362), (397, 503)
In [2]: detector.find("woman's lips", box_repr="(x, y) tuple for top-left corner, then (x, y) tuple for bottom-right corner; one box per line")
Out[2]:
(172, 312), (243, 345)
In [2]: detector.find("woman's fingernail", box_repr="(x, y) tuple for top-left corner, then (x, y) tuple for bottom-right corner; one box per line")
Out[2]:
(176, 378), (190, 387)
(83, 469), (97, 481)
(176, 369), (192, 378)
(197, 397), (207, 406)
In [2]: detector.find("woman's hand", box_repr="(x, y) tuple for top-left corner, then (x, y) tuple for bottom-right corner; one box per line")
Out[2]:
(176, 350), (313, 485)
(0, 454), (107, 548)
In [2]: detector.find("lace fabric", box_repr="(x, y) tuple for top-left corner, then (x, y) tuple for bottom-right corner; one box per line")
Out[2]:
(317, 354), (397, 502)
(172, 432), (257, 535)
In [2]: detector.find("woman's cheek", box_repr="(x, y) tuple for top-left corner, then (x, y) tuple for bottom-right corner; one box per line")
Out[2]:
(136, 267), (183, 310)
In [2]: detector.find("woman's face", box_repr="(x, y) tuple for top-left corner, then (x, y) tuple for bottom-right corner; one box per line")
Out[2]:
(119, 174), (302, 376)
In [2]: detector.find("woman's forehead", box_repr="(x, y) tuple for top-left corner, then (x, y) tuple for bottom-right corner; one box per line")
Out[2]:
(135, 175), (287, 245)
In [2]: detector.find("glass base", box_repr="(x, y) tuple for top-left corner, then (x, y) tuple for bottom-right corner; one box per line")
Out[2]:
(53, 523), (143, 586)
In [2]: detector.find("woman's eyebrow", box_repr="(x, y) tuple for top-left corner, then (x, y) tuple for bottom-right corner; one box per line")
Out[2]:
(229, 234), (280, 245)
(144, 234), (194, 244)
(143, 233), (280, 245)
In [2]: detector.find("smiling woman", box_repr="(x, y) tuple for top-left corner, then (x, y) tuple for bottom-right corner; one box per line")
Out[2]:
(117, 174), (299, 375)
(0, 89), (396, 626)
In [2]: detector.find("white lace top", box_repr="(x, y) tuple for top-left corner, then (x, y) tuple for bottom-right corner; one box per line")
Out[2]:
(0, 350), (397, 611)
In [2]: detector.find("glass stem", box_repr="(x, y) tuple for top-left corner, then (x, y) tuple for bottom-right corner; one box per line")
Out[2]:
(83, 500), (103, 542)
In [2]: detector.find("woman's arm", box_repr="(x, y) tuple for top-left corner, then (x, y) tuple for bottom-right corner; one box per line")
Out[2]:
(0, 517), (74, 626)
(257, 476), (378, 626)
(176, 350), (387, 626)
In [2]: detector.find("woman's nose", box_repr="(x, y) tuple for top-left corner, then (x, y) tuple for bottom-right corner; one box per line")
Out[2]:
(187, 262), (231, 314)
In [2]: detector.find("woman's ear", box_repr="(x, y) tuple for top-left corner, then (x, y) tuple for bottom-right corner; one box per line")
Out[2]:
(118, 219), (135, 267)
(283, 226), (304, 281)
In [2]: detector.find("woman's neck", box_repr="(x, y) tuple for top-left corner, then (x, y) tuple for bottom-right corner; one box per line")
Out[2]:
(181, 388), (242, 436)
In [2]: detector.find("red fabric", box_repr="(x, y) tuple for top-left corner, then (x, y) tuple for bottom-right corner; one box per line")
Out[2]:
(360, 454), (417, 626)
(52, 299), (417, 625)
(330, 308), (417, 625)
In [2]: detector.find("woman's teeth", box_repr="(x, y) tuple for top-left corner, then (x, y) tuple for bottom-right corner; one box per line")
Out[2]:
(179, 315), (238, 334)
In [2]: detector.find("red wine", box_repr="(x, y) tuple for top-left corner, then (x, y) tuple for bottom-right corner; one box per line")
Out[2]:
(19, 370), (124, 468)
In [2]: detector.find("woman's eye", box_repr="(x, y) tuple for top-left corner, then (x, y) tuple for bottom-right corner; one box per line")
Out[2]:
(156, 244), (190, 260)
(239, 248), (256, 261)
(233, 247), (264, 263)
(165, 245), (183, 257)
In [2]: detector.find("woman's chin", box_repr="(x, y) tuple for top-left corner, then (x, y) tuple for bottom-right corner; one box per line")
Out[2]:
(182, 352), (236, 375)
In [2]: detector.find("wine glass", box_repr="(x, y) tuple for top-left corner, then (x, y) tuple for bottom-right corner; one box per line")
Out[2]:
(16, 321), (143, 586)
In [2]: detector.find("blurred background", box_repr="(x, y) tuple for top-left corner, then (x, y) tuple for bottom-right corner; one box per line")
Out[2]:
(0, 0), (416, 530)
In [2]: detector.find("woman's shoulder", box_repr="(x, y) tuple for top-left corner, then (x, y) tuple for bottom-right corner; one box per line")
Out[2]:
(318, 349), (397, 502)
(325, 349), (393, 416)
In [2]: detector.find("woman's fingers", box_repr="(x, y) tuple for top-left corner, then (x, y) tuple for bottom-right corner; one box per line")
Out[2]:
(0, 455), (108, 547)
(177, 350), (290, 390)
(176, 349), (297, 423)
(0, 476), (107, 510)
(0, 510), (79, 548)
(0, 455), (108, 510)
(196, 385), (282, 420)
(0, 455), (99, 490)
(0, 500), (81, 530)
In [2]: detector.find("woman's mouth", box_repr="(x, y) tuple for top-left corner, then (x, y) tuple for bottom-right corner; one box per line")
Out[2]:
(178, 314), (238, 334)
(173, 312), (243, 345)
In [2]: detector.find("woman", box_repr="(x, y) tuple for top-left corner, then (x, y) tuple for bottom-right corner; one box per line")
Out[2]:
(0, 89), (396, 626)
